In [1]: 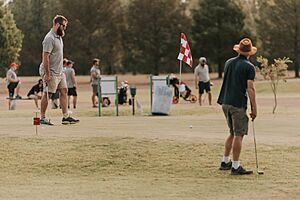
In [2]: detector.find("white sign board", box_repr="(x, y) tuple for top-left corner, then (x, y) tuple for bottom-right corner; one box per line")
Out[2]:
(151, 76), (173, 115)
(100, 76), (116, 97)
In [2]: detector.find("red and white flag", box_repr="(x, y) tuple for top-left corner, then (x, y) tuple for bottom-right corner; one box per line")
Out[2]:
(177, 33), (193, 68)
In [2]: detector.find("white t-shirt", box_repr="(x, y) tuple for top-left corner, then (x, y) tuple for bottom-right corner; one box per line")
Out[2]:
(194, 64), (210, 82)
(64, 67), (75, 88)
(90, 66), (101, 85)
(6, 68), (18, 86)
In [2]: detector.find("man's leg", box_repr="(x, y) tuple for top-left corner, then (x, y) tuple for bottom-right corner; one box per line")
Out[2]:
(68, 95), (71, 108)
(92, 92), (97, 107)
(34, 97), (39, 109)
(198, 94), (202, 105)
(224, 135), (234, 157)
(16, 83), (21, 96)
(59, 87), (79, 124)
(59, 88), (68, 115)
(219, 134), (234, 170)
(208, 92), (212, 105)
(73, 96), (77, 108)
(232, 135), (243, 161)
(41, 92), (51, 118)
(231, 135), (254, 174)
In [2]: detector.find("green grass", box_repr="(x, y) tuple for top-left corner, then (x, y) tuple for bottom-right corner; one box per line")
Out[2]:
(0, 136), (299, 199)
(1, 77), (300, 199)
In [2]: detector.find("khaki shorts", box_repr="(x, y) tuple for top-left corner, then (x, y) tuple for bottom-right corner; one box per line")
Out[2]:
(92, 84), (99, 93)
(43, 75), (67, 93)
(222, 104), (249, 136)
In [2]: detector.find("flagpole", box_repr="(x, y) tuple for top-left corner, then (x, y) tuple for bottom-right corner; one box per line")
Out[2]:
(179, 60), (182, 84)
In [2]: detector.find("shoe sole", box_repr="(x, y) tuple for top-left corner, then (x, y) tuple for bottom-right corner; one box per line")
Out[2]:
(231, 171), (253, 175)
(41, 123), (54, 126)
(219, 167), (231, 170)
(62, 121), (79, 125)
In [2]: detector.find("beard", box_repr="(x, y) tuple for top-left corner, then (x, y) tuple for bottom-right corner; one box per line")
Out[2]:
(57, 27), (65, 37)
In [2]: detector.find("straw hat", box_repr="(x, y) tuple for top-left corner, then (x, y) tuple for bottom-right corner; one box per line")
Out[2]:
(233, 38), (257, 56)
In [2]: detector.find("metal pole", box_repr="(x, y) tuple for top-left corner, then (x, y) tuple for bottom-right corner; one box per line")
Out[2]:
(116, 76), (119, 116)
(132, 97), (135, 115)
(35, 112), (38, 135)
(179, 61), (182, 84)
(150, 75), (153, 113)
(97, 78), (101, 116)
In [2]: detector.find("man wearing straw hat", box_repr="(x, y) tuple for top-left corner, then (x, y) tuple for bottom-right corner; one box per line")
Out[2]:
(217, 38), (257, 175)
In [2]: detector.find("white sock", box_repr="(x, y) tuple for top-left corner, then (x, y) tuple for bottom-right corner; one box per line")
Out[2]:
(63, 113), (69, 118)
(222, 156), (230, 163)
(232, 161), (240, 169)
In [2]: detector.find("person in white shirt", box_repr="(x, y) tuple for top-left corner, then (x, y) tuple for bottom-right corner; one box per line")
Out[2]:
(6, 62), (22, 99)
(64, 60), (77, 109)
(194, 57), (212, 105)
(90, 58), (101, 107)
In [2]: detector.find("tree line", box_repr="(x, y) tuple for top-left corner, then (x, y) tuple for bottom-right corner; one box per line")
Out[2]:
(0, 0), (299, 78)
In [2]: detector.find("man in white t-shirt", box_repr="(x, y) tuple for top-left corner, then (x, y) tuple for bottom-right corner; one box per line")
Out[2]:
(194, 57), (212, 105)
(64, 60), (77, 109)
(90, 58), (101, 107)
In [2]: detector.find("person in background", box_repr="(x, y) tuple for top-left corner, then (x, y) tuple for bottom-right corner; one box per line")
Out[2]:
(90, 58), (101, 108)
(194, 57), (212, 106)
(64, 60), (77, 109)
(7, 63), (22, 99)
(27, 79), (43, 109)
(6, 62), (22, 109)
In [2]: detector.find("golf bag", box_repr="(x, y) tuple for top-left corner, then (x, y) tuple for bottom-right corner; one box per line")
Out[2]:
(169, 77), (197, 104)
(118, 81), (129, 105)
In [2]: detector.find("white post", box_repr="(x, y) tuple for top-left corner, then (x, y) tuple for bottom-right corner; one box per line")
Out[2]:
(179, 61), (182, 84)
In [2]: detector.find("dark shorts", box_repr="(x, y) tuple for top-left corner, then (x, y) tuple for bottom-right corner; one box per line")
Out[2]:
(68, 87), (77, 96)
(51, 90), (60, 100)
(198, 81), (211, 94)
(7, 82), (19, 97)
(222, 104), (249, 136)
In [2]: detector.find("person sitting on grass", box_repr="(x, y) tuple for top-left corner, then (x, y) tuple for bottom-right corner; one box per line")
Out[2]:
(27, 79), (43, 109)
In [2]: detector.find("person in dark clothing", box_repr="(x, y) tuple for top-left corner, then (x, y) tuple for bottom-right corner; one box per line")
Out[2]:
(217, 38), (257, 175)
(27, 79), (43, 109)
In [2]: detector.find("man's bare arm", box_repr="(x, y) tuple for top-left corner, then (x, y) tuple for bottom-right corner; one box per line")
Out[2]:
(42, 52), (51, 81)
(247, 80), (257, 121)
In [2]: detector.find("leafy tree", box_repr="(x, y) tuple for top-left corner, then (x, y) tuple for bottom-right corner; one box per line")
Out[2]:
(60, 0), (125, 75)
(257, 0), (300, 78)
(10, 0), (61, 75)
(192, 0), (250, 78)
(0, 0), (23, 76)
(257, 56), (292, 114)
(123, 0), (191, 75)
(11, 0), (124, 75)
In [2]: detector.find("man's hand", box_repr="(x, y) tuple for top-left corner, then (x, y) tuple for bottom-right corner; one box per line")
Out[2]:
(250, 109), (257, 121)
(44, 74), (51, 82)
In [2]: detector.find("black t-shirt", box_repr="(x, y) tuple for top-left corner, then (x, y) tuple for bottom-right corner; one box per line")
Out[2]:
(217, 55), (255, 108)
(27, 84), (43, 97)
